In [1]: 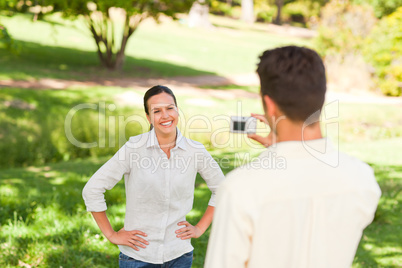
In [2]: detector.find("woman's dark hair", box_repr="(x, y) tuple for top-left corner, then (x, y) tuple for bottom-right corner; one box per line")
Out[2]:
(143, 85), (177, 115)
(257, 46), (326, 122)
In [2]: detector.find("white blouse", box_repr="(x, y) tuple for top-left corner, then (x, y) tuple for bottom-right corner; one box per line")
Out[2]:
(82, 128), (225, 264)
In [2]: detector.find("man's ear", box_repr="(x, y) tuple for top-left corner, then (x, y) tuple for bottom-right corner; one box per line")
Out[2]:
(263, 95), (277, 117)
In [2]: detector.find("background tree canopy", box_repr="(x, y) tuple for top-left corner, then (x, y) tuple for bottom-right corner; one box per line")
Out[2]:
(354, 0), (402, 18)
(1, 0), (194, 70)
(0, 0), (400, 94)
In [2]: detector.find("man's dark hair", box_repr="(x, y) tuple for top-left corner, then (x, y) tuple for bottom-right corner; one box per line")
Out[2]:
(257, 46), (326, 122)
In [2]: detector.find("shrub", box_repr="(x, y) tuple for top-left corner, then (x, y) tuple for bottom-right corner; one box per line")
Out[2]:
(0, 89), (145, 168)
(363, 7), (402, 96)
(282, 2), (308, 26)
(353, 0), (402, 18)
(313, 1), (380, 93)
(254, 0), (276, 23)
(314, 1), (377, 57)
(210, 1), (235, 17)
(0, 23), (13, 50)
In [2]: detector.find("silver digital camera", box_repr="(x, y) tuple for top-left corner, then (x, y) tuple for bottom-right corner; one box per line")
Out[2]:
(230, 116), (257, 134)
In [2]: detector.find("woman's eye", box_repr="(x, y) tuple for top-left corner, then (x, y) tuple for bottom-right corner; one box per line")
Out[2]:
(168, 107), (173, 110)
(154, 110), (160, 113)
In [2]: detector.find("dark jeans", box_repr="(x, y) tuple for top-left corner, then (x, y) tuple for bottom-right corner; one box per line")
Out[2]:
(119, 251), (193, 268)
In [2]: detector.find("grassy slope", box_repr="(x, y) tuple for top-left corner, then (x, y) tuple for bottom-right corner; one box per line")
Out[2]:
(1, 145), (400, 267)
(0, 13), (308, 81)
(0, 11), (401, 268)
(1, 86), (401, 267)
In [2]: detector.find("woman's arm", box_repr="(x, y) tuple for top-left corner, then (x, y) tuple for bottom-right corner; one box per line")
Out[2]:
(91, 211), (149, 251)
(175, 143), (225, 239)
(175, 205), (215, 239)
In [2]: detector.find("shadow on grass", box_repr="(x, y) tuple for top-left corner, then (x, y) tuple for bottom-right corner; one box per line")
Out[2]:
(0, 39), (217, 81)
(0, 157), (215, 267)
(0, 158), (127, 266)
(0, 88), (145, 168)
(1, 156), (400, 267)
(4, 225), (120, 267)
(0, 159), (103, 223)
(354, 163), (402, 267)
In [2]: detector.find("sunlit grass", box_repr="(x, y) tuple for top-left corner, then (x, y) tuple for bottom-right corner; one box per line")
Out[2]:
(0, 145), (401, 267)
(1, 9), (400, 267)
(0, 13), (308, 81)
(1, 87), (401, 267)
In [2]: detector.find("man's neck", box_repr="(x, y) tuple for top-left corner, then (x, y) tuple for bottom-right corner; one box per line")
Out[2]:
(275, 120), (322, 143)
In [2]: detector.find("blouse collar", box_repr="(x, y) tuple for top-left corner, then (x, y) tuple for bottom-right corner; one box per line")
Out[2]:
(146, 127), (187, 151)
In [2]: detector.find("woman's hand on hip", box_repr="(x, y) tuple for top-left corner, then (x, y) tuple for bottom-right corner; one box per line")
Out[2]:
(175, 221), (203, 240)
(108, 228), (149, 251)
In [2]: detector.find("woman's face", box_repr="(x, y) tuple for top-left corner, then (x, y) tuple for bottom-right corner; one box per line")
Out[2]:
(146, 92), (178, 137)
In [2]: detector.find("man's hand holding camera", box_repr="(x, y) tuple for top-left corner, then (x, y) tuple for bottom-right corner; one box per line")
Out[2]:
(247, 113), (276, 148)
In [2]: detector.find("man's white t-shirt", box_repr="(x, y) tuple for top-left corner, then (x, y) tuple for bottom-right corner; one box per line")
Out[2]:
(205, 139), (381, 268)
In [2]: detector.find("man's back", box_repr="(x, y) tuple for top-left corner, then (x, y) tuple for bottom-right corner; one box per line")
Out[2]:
(205, 139), (381, 268)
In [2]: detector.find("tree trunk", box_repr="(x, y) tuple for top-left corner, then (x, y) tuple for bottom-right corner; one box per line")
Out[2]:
(274, 0), (283, 25)
(241, 0), (254, 24)
(86, 11), (142, 71)
(188, 0), (213, 28)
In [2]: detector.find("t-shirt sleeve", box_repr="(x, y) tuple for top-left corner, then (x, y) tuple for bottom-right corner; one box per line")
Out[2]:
(82, 142), (132, 212)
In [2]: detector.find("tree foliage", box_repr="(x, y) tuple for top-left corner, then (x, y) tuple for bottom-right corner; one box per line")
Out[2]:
(363, 7), (402, 96)
(1, 0), (194, 70)
(0, 23), (12, 48)
(0, 22), (19, 53)
(314, 1), (377, 56)
(353, 0), (402, 18)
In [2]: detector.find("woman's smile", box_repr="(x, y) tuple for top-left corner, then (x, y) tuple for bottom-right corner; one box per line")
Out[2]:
(161, 120), (173, 127)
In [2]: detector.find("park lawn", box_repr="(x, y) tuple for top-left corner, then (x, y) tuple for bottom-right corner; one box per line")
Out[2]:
(2, 87), (402, 168)
(0, 141), (401, 267)
(1, 86), (402, 267)
(0, 86), (266, 168)
(0, 13), (309, 81)
(1, 8), (400, 268)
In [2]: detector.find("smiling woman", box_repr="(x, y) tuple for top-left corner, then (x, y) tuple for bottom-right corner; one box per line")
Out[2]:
(82, 85), (225, 268)
(144, 86), (179, 142)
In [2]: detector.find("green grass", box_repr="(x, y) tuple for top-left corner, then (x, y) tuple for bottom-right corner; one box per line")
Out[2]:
(2, 86), (401, 169)
(353, 162), (402, 267)
(0, 153), (236, 268)
(200, 84), (260, 93)
(0, 143), (401, 267)
(1, 11), (401, 268)
(0, 86), (267, 168)
(1, 87), (402, 267)
(0, 87), (147, 167)
(0, 13), (309, 80)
